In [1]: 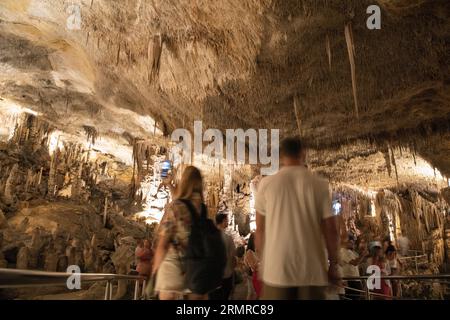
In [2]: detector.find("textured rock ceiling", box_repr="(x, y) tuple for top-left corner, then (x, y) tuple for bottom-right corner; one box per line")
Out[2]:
(0, 0), (449, 183)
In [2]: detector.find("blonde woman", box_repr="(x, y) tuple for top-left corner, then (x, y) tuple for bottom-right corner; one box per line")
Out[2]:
(152, 166), (207, 300)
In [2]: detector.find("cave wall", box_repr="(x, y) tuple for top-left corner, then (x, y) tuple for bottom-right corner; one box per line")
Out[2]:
(339, 186), (448, 271)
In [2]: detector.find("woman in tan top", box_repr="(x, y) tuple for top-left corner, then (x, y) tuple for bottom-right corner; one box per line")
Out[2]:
(152, 166), (206, 300)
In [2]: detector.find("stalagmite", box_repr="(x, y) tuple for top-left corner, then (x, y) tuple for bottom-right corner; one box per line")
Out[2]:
(16, 246), (30, 269)
(0, 0), (447, 302)
(44, 243), (58, 272)
(25, 169), (32, 192)
(103, 196), (108, 226)
(0, 233), (7, 268)
(4, 164), (19, 204)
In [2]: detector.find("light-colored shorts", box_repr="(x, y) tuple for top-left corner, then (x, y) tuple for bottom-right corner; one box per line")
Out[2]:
(155, 249), (186, 295)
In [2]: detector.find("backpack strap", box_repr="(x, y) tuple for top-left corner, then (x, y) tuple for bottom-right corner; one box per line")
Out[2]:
(178, 199), (207, 222)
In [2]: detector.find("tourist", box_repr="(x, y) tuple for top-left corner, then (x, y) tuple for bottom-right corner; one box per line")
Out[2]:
(152, 166), (209, 300)
(244, 232), (261, 299)
(209, 213), (236, 300)
(366, 241), (392, 300)
(386, 244), (402, 298)
(134, 239), (143, 269)
(135, 239), (153, 278)
(340, 235), (368, 299)
(397, 235), (410, 257)
(355, 237), (370, 275)
(356, 237), (368, 256)
(255, 137), (341, 300)
(382, 237), (392, 254)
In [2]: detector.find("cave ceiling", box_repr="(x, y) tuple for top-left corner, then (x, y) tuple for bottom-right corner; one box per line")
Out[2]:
(0, 0), (449, 184)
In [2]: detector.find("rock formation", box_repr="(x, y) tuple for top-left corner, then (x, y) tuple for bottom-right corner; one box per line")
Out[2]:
(0, 0), (449, 300)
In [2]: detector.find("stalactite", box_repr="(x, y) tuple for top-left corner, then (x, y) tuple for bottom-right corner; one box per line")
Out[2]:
(83, 125), (98, 145)
(325, 34), (332, 72)
(103, 196), (108, 226)
(148, 34), (163, 83)
(344, 22), (359, 118)
(293, 95), (302, 137)
(116, 42), (121, 66)
(383, 147), (392, 177)
(390, 145), (399, 185)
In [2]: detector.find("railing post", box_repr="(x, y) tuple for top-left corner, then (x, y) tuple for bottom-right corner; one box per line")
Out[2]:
(104, 281), (110, 300)
(134, 280), (139, 300)
(109, 280), (113, 300)
(141, 279), (146, 299)
(415, 256), (419, 274)
(365, 283), (371, 300)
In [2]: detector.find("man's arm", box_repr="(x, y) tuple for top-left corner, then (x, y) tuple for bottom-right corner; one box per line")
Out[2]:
(349, 251), (368, 266)
(255, 211), (265, 257)
(322, 215), (340, 285)
(229, 236), (237, 268)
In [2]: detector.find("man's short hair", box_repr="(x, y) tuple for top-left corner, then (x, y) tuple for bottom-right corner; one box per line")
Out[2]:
(215, 213), (228, 225)
(280, 136), (304, 158)
(386, 245), (397, 254)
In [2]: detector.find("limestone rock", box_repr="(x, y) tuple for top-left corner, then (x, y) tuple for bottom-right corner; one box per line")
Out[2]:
(8, 202), (103, 245)
(109, 214), (146, 239)
(16, 246), (30, 269)
(44, 243), (58, 272)
(111, 236), (136, 271)
(0, 232), (7, 268)
(0, 209), (7, 229)
(110, 236), (137, 300)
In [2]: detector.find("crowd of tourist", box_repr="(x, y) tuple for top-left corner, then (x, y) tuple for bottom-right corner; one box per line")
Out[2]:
(338, 235), (404, 300)
(132, 136), (407, 300)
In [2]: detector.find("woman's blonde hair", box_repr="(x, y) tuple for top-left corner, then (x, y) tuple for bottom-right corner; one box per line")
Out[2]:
(174, 166), (204, 201)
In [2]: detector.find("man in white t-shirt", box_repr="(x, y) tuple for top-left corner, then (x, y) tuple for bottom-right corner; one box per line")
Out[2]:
(255, 137), (340, 300)
(340, 235), (368, 299)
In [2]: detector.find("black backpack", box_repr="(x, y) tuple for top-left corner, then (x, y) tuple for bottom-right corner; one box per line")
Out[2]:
(178, 199), (227, 295)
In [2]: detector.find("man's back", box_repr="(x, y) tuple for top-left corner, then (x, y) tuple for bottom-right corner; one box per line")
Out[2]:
(222, 231), (236, 279)
(255, 166), (332, 287)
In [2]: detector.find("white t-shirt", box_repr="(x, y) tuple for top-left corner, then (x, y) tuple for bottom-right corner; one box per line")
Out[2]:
(255, 166), (333, 287)
(340, 248), (360, 277)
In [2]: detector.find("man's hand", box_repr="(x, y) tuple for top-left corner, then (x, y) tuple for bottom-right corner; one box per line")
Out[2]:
(255, 212), (265, 257)
(161, 174), (173, 186)
(361, 249), (369, 258)
(328, 263), (342, 286)
(160, 174), (176, 196)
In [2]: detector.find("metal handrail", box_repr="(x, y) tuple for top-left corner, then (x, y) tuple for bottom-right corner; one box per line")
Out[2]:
(1, 269), (448, 300)
(341, 274), (450, 300)
(398, 254), (427, 261)
(340, 284), (398, 300)
(0, 268), (146, 300)
(343, 274), (450, 281)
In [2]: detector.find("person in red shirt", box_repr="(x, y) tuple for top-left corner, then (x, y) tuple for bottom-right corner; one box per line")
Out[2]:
(136, 239), (153, 278)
